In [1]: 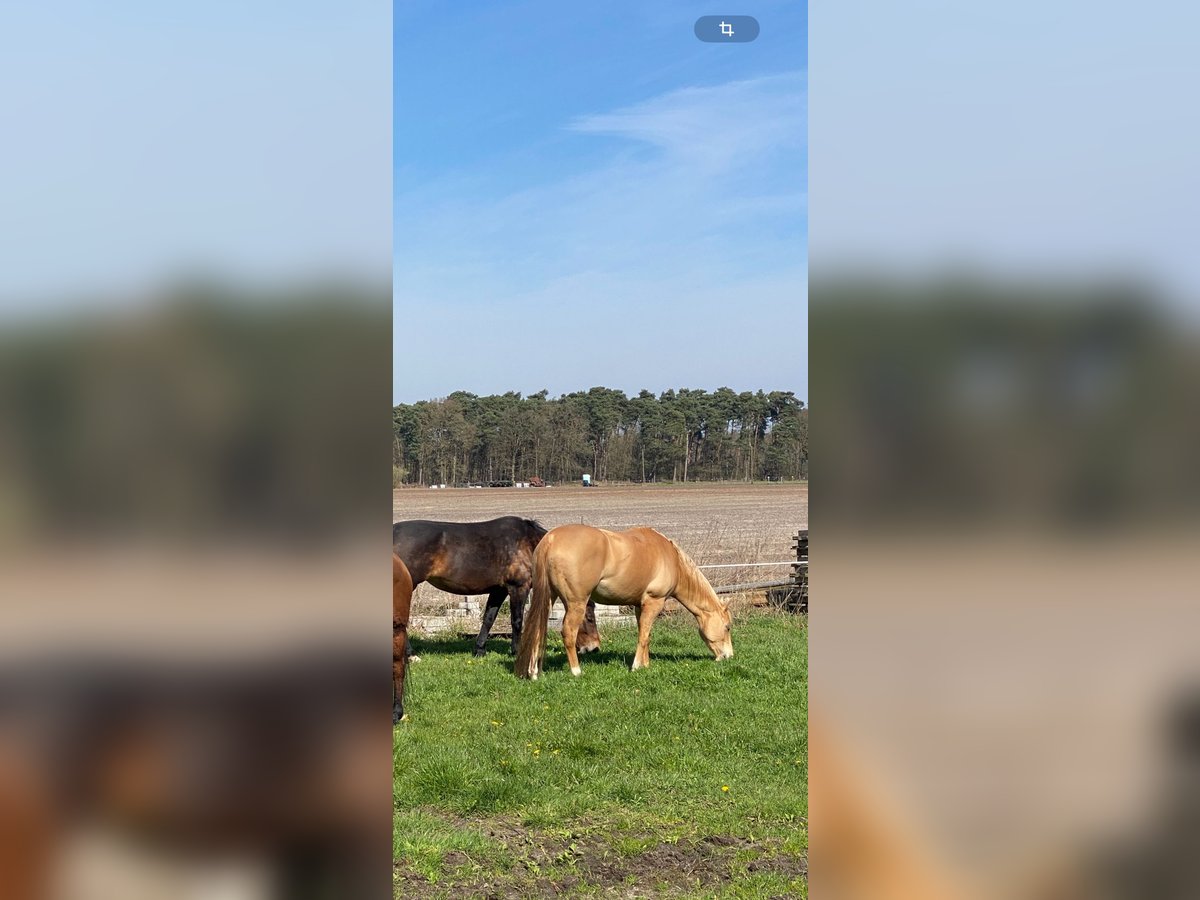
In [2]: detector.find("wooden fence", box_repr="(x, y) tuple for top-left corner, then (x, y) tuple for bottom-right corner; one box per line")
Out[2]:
(706, 529), (807, 614)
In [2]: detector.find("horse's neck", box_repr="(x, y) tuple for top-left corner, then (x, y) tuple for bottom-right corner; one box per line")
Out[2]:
(672, 551), (721, 617)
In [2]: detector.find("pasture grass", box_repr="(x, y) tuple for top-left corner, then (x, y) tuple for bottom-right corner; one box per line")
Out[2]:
(394, 610), (807, 898)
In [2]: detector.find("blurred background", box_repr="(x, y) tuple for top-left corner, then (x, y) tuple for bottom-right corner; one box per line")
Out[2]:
(810, 2), (1200, 898)
(0, 3), (391, 898)
(8, 0), (1200, 897)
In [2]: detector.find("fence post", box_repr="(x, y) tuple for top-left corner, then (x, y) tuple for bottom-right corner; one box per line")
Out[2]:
(792, 529), (808, 614)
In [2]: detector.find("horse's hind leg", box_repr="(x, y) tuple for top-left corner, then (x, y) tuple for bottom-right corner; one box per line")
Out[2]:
(474, 587), (507, 657)
(508, 583), (527, 655)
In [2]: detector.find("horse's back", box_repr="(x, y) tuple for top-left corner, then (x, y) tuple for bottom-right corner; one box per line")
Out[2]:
(393, 516), (542, 548)
(392, 519), (443, 555)
(606, 527), (679, 596)
(601, 526), (675, 563)
(541, 523), (611, 556)
(394, 516), (544, 592)
(542, 524), (675, 601)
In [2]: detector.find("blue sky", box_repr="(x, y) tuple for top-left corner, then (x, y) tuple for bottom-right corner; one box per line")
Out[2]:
(394, 1), (808, 403)
(1, 1), (389, 308)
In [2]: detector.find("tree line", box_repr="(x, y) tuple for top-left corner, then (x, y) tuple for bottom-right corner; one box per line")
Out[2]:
(393, 388), (807, 486)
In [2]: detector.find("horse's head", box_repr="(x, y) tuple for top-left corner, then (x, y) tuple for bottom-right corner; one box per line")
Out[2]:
(698, 601), (734, 661)
(673, 546), (733, 661)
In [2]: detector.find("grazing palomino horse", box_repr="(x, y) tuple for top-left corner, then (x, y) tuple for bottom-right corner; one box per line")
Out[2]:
(393, 553), (412, 724)
(392, 516), (600, 657)
(515, 525), (733, 680)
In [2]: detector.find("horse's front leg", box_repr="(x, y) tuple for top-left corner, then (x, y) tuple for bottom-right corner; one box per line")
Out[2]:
(561, 599), (587, 676)
(508, 583), (527, 655)
(631, 596), (665, 670)
(393, 625), (408, 723)
(474, 588), (507, 657)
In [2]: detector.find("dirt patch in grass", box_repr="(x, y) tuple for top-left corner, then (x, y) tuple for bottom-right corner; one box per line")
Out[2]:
(394, 813), (807, 898)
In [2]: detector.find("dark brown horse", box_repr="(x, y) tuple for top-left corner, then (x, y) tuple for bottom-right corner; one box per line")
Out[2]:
(393, 553), (413, 724)
(392, 516), (599, 657)
(0, 650), (390, 899)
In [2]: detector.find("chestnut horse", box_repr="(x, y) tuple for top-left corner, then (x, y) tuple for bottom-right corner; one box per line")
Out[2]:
(393, 516), (599, 657)
(393, 553), (412, 724)
(515, 525), (733, 680)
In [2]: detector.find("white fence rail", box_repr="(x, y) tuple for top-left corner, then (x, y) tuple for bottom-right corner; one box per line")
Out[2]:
(699, 561), (807, 570)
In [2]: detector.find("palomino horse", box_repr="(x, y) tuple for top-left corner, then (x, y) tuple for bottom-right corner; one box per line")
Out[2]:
(393, 553), (412, 724)
(393, 516), (600, 657)
(515, 525), (733, 680)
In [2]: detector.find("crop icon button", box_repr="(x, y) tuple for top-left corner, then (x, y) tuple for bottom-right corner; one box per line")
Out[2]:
(694, 15), (760, 43)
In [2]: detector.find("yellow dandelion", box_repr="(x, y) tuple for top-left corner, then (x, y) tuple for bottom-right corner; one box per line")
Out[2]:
(721, 785), (730, 792)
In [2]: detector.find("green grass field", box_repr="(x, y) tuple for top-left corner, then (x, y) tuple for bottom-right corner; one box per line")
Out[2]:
(393, 611), (807, 898)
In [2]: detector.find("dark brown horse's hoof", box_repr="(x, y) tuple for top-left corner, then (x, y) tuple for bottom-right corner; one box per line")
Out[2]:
(473, 649), (487, 658)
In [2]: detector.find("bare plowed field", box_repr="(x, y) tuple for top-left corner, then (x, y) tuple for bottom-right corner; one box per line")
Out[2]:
(393, 482), (807, 611)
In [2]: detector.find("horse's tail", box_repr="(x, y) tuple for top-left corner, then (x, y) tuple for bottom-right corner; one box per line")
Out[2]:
(515, 538), (552, 679)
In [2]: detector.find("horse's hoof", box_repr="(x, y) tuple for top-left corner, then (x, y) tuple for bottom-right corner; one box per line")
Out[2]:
(570, 666), (582, 677)
(409, 655), (422, 663)
(473, 649), (486, 658)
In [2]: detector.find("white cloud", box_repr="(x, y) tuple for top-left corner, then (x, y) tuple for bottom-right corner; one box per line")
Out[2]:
(396, 72), (807, 299)
(568, 72), (806, 174)
(394, 72), (808, 401)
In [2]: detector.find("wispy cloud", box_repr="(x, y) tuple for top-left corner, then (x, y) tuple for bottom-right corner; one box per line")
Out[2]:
(397, 72), (805, 290)
(568, 72), (806, 174)
(395, 72), (807, 400)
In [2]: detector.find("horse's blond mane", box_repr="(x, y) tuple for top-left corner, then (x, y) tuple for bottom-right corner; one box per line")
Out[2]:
(668, 537), (723, 611)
